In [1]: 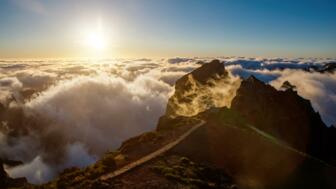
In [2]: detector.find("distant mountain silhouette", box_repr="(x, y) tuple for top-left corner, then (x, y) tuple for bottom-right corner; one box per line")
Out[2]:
(310, 62), (336, 73)
(320, 62), (336, 73)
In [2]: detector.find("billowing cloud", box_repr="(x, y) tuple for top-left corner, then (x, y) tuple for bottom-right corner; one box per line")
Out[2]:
(7, 143), (95, 184)
(0, 77), (22, 88)
(270, 71), (336, 126)
(0, 57), (335, 184)
(0, 77), (23, 104)
(15, 70), (57, 89)
(2, 71), (172, 184)
(26, 74), (172, 153)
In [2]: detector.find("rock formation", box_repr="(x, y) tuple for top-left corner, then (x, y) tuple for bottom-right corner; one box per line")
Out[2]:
(165, 59), (239, 117)
(231, 76), (336, 163)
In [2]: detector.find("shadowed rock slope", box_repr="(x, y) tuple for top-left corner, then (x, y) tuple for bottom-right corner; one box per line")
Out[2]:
(0, 159), (27, 188)
(158, 60), (336, 188)
(231, 76), (336, 164)
(170, 107), (336, 189)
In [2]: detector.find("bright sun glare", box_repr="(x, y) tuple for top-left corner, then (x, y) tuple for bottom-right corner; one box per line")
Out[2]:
(85, 31), (106, 50)
(80, 19), (108, 52)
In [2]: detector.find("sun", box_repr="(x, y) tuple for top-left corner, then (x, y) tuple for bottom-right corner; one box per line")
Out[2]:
(84, 31), (106, 50)
(79, 18), (109, 52)
(76, 18), (116, 57)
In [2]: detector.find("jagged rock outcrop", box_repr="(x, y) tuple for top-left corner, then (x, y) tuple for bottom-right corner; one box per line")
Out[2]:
(154, 62), (336, 188)
(161, 59), (336, 163)
(176, 59), (226, 85)
(231, 76), (336, 162)
(165, 59), (239, 117)
(0, 160), (8, 181)
(0, 159), (27, 188)
(280, 80), (297, 91)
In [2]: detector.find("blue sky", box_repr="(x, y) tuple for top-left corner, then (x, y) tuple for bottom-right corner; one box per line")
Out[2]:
(0, 0), (335, 58)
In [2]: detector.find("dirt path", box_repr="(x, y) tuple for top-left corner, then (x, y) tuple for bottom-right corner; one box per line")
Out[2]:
(100, 120), (206, 181)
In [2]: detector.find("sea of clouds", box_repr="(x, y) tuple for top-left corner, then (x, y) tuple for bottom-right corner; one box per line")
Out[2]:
(0, 57), (335, 183)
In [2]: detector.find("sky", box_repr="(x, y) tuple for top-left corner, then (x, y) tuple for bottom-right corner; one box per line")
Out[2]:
(0, 0), (335, 58)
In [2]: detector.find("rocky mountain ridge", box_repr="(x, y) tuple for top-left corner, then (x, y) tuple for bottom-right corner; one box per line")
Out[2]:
(1, 59), (336, 188)
(162, 59), (336, 164)
(157, 60), (336, 188)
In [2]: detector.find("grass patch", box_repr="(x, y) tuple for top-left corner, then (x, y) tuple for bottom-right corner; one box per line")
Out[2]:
(151, 156), (236, 188)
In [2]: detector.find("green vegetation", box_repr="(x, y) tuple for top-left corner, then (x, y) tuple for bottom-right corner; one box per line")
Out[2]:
(157, 115), (199, 131)
(151, 156), (236, 189)
(200, 107), (249, 130)
(215, 108), (247, 126)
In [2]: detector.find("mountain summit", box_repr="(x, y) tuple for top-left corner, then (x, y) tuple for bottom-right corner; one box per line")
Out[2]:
(175, 59), (227, 85)
(165, 59), (239, 117)
(157, 60), (336, 188)
(231, 76), (336, 162)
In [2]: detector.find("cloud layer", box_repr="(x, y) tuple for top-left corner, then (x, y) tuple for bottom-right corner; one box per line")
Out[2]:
(0, 57), (335, 183)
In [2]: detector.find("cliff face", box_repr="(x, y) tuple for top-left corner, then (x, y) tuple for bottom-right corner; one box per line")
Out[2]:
(0, 160), (8, 182)
(231, 76), (336, 162)
(165, 59), (240, 117)
(0, 160), (27, 188)
(157, 62), (336, 188)
(231, 76), (320, 150)
(162, 60), (336, 164)
(175, 59), (227, 86)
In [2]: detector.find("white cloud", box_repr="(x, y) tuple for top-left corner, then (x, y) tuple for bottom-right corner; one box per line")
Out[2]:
(270, 70), (336, 126)
(15, 70), (57, 89)
(0, 77), (23, 104)
(2, 73), (172, 184)
(6, 143), (96, 184)
(1, 57), (336, 184)
(6, 156), (53, 184)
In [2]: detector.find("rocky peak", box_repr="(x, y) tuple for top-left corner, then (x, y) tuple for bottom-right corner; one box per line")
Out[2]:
(232, 75), (324, 132)
(173, 59), (227, 92)
(0, 160), (8, 180)
(0, 159), (27, 188)
(281, 81), (297, 91)
(164, 59), (233, 117)
(245, 75), (260, 83)
(180, 59), (226, 84)
(233, 76), (279, 105)
(231, 75), (336, 162)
